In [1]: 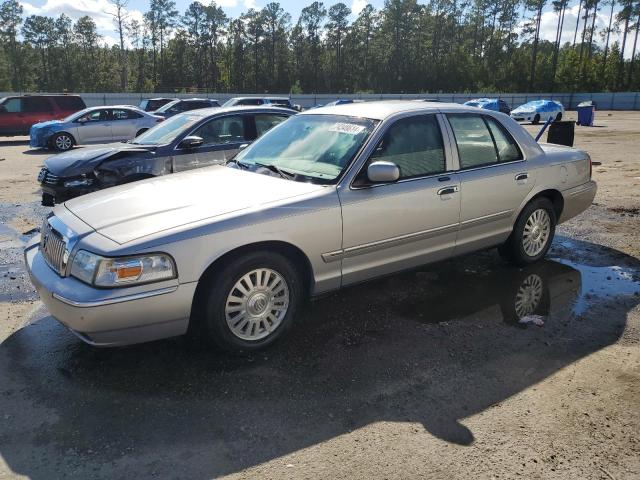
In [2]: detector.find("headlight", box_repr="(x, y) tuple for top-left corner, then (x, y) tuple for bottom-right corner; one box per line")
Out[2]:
(70, 250), (177, 287)
(64, 177), (94, 188)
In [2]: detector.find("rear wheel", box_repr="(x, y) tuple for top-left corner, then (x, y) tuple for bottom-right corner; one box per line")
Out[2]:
(532, 114), (541, 125)
(197, 251), (303, 352)
(498, 197), (556, 266)
(52, 132), (74, 151)
(555, 112), (562, 122)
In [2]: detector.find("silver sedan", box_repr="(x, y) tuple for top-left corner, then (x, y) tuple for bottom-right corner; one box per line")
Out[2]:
(25, 101), (597, 351)
(29, 106), (163, 151)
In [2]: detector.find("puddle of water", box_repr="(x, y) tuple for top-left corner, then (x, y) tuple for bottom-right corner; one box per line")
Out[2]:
(555, 259), (640, 315)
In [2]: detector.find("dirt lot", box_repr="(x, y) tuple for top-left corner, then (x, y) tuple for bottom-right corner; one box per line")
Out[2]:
(0, 111), (639, 479)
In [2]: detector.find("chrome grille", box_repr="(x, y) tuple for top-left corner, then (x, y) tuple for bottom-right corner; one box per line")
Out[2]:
(38, 168), (60, 185)
(40, 219), (68, 276)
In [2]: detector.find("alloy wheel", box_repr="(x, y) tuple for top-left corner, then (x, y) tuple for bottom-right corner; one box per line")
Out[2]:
(522, 208), (551, 257)
(55, 135), (72, 150)
(224, 268), (290, 341)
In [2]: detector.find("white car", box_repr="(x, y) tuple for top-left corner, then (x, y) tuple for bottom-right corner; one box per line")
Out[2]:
(510, 100), (564, 124)
(29, 106), (164, 151)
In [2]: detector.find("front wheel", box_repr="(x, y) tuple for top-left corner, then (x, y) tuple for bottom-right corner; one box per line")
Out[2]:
(198, 251), (303, 352)
(51, 132), (74, 151)
(498, 198), (556, 266)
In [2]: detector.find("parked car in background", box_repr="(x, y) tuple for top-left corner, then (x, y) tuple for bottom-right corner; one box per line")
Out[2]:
(0, 94), (86, 136)
(37, 106), (293, 205)
(30, 106), (163, 152)
(223, 97), (299, 111)
(464, 98), (511, 115)
(511, 100), (564, 124)
(139, 97), (177, 112)
(25, 101), (596, 351)
(154, 98), (221, 118)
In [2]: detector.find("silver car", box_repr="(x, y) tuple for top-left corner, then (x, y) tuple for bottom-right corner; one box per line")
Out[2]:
(25, 101), (597, 351)
(29, 105), (163, 151)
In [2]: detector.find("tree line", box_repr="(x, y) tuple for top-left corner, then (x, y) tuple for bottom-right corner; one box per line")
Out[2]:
(0, 0), (639, 94)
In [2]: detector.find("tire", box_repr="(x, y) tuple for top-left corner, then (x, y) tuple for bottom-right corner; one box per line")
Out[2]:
(51, 132), (74, 151)
(532, 114), (540, 125)
(498, 197), (556, 266)
(555, 112), (562, 122)
(135, 128), (148, 137)
(197, 251), (303, 352)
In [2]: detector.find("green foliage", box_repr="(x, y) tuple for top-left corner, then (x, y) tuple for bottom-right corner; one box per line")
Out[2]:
(0, 0), (638, 93)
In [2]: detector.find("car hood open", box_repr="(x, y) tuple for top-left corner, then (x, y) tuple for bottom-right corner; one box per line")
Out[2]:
(44, 144), (153, 176)
(63, 165), (326, 244)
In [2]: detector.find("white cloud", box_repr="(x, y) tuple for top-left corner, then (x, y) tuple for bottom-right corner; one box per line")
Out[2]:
(523, 5), (632, 58)
(351, 0), (367, 16)
(20, 0), (144, 46)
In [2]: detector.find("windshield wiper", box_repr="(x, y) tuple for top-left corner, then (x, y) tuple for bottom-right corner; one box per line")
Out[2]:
(253, 162), (295, 180)
(225, 158), (250, 170)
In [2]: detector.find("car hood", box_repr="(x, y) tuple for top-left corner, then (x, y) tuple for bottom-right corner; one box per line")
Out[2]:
(32, 120), (63, 129)
(44, 144), (153, 176)
(64, 165), (326, 244)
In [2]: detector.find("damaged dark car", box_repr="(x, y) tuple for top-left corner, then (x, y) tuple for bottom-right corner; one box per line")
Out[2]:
(38, 106), (294, 205)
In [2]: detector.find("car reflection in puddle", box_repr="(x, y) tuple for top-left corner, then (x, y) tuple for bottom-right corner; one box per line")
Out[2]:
(394, 259), (581, 328)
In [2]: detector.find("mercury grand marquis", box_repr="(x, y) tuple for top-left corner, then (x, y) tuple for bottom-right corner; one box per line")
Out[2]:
(25, 101), (597, 351)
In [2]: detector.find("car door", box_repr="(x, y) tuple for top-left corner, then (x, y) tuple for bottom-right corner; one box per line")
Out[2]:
(75, 109), (113, 144)
(22, 96), (55, 128)
(446, 113), (534, 255)
(337, 113), (461, 286)
(173, 114), (251, 172)
(110, 108), (142, 141)
(0, 97), (23, 134)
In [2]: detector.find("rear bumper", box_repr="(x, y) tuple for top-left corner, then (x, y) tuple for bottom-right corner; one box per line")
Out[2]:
(559, 181), (597, 224)
(24, 242), (196, 346)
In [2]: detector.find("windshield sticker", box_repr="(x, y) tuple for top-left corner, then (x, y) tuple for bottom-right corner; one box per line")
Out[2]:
(328, 123), (366, 135)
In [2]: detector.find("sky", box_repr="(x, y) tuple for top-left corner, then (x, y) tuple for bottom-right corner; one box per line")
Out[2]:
(18, 0), (631, 57)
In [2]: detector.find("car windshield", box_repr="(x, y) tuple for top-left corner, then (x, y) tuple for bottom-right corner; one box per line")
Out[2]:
(155, 100), (181, 113)
(234, 114), (378, 184)
(64, 108), (93, 122)
(131, 114), (202, 145)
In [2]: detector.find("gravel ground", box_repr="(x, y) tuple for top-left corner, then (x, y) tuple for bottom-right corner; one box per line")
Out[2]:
(0, 111), (638, 479)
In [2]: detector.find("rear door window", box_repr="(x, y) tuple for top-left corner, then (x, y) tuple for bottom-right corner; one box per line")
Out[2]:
(53, 96), (85, 111)
(448, 114), (522, 168)
(23, 97), (51, 113)
(112, 109), (142, 120)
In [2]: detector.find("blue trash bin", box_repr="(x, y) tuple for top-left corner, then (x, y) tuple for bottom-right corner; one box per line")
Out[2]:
(576, 101), (595, 126)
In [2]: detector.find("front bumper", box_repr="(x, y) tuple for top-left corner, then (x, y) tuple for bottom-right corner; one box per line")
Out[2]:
(24, 242), (196, 346)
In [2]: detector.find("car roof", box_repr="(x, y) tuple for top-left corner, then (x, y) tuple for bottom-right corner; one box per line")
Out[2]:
(176, 105), (296, 117)
(174, 98), (216, 102)
(299, 100), (480, 120)
(229, 96), (290, 101)
(146, 97), (177, 100)
(84, 105), (143, 111)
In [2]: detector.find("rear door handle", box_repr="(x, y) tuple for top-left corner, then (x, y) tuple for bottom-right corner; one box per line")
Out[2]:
(515, 172), (528, 181)
(437, 186), (459, 196)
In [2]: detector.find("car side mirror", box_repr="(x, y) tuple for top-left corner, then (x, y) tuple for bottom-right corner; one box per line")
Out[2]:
(367, 161), (400, 183)
(77, 117), (87, 124)
(179, 136), (204, 149)
(238, 143), (249, 151)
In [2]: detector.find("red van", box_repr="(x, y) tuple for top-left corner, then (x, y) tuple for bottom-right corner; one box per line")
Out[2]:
(0, 95), (86, 136)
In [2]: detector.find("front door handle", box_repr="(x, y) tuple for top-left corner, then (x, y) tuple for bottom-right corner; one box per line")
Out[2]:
(437, 185), (459, 196)
(515, 172), (529, 182)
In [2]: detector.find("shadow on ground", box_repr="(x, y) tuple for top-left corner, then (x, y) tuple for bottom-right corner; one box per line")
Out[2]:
(1, 239), (638, 479)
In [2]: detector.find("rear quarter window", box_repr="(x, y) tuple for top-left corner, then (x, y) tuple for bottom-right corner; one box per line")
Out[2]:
(23, 96), (51, 112)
